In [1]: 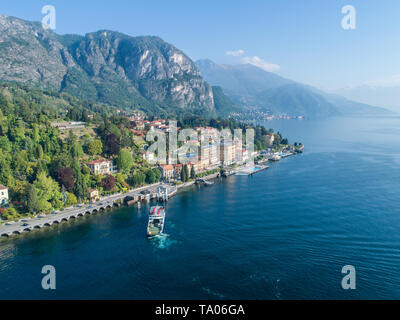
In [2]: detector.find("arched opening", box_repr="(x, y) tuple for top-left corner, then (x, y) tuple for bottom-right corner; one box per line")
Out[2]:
(44, 223), (51, 227)
(1, 234), (9, 238)
(24, 228), (31, 232)
(34, 225), (41, 229)
(13, 231), (21, 235)
(61, 218), (68, 222)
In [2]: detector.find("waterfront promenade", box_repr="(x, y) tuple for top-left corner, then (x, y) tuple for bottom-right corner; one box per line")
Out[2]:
(0, 183), (176, 238)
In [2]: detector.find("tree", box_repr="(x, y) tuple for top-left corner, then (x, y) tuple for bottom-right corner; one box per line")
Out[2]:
(183, 165), (189, 182)
(25, 184), (40, 214)
(146, 170), (157, 184)
(152, 168), (162, 182)
(87, 139), (103, 156)
(71, 141), (84, 158)
(65, 192), (78, 206)
(190, 165), (196, 179)
(101, 175), (116, 191)
(181, 165), (189, 182)
(72, 160), (88, 200)
(116, 149), (134, 173)
(56, 168), (75, 192)
(33, 172), (63, 210)
(130, 172), (146, 187)
(105, 133), (120, 155)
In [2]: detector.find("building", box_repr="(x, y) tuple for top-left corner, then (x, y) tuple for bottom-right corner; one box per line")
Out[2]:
(159, 164), (175, 180)
(233, 138), (243, 163)
(209, 144), (219, 166)
(174, 164), (183, 178)
(143, 152), (155, 163)
(0, 185), (8, 207)
(86, 159), (115, 175)
(198, 145), (211, 172)
(220, 142), (236, 166)
(88, 189), (100, 202)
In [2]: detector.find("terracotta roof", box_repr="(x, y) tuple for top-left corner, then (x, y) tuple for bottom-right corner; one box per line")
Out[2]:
(0, 184), (7, 190)
(86, 159), (112, 165)
(160, 164), (174, 171)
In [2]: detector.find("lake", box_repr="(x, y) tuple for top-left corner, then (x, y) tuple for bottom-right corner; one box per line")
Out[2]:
(0, 116), (399, 299)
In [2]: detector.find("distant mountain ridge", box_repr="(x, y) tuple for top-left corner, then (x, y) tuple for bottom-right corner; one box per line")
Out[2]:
(0, 15), (215, 117)
(196, 59), (392, 117)
(335, 85), (400, 113)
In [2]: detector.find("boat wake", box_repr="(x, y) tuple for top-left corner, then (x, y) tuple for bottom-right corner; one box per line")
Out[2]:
(150, 233), (177, 250)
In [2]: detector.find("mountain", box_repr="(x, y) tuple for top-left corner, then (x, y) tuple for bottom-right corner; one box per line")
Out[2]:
(335, 85), (400, 113)
(211, 86), (241, 116)
(196, 59), (393, 117)
(0, 15), (215, 117)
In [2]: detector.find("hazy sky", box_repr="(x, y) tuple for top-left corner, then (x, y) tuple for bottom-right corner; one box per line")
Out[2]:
(1, 0), (400, 91)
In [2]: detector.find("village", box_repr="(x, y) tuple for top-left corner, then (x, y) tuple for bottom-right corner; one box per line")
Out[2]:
(0, 109), (303, 224)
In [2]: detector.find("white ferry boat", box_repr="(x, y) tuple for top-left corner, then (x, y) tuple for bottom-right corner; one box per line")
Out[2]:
(147, 206), (166, 237)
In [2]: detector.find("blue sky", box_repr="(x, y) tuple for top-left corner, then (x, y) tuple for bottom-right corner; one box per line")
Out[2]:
(1, 0), (400, 90)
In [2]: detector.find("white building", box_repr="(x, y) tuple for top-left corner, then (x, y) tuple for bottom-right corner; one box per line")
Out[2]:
(143, 152), (155, 163)
(0, 185), (9, 207)
(86, 159), (116, 175)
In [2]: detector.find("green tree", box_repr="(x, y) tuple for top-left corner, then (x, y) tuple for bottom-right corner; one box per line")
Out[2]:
(130, 172), (146, 187)
(25, 184), (40, 214)
(181, 165), (189, 182)
(87, 139), (103, 156)
(65, 192), (78, 206)
(190, 165), (196, 179)
(71, 141), (84, 158)
(73, 160), (88, 200)
(116, 149), (134, 173)
(33, 172), (63, 211)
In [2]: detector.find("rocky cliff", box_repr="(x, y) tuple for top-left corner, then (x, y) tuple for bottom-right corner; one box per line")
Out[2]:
(0, 15), (215, 116)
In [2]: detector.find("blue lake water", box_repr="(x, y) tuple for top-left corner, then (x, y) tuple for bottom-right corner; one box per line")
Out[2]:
(0, 116), (400, 299)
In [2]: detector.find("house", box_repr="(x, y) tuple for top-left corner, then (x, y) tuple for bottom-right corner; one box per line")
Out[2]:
(159, 164), (175, 180)
(86, 159), (115, 175)
(143, 152), (155, 163)
(88, 189), (100, 202)
(130, 129), (145, 137)
(0, 185), (8, 207)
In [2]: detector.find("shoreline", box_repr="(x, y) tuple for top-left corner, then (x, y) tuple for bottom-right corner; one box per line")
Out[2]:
(0, 153), (298, 239)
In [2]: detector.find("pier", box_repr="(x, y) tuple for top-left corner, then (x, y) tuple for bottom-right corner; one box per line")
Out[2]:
(235, 165), (269, 176)
(0, 183), (177, 238)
